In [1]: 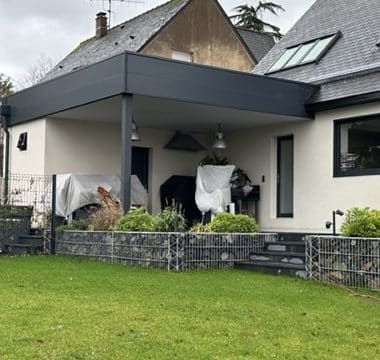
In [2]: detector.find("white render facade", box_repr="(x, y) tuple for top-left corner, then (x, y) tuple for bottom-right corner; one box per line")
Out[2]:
(7, 100), (380, 233)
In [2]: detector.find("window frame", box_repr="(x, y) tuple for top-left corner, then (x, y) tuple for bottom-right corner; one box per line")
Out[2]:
(334, 113), (380, 177)
(266, 32), (341, 74)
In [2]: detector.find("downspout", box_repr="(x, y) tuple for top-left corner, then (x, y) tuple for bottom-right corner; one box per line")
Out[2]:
(0, 102), (10, 205)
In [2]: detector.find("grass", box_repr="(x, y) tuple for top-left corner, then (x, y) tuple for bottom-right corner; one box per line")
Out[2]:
(0, 256), (379, 360)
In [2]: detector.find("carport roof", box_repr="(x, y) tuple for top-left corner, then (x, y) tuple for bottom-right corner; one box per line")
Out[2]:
(2, 52), (318, 126)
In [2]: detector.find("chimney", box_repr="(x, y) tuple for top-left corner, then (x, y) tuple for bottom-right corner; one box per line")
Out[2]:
(96, 12), (108, 39)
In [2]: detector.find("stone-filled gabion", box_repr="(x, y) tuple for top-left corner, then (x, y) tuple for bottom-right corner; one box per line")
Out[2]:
(57, 231), (273, 271)
(306, 236), (380, 290)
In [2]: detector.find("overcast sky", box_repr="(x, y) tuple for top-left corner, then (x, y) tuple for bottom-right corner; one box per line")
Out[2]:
(0, 0), (315, 85)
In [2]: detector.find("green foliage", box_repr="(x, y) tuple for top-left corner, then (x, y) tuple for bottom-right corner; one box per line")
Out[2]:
(194, 212), (258, 233)
(56, 220), (89, 234)
(114, 208), (156, 232)
(209, 213), (258, 233)
(199, 152), (229, 166)
(341, 207), (380, 238)
(189, 223), (211, 233)
(230, 1), (285, 39)
(154, 204), (186, 232)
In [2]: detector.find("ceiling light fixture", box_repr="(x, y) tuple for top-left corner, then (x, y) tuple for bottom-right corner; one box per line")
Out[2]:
(212, 123), (227, 149)
(132, 120), (140, 141)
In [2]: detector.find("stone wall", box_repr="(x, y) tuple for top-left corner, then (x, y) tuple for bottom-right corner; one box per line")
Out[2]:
(57, 231), (275, 271)
(306, 235), (380, 290)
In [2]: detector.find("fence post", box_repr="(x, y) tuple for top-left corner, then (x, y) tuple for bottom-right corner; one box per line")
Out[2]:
(50, 174), (57, 255)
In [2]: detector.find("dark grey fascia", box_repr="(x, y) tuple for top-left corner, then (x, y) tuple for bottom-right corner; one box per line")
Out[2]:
(5, 51), (318, 126)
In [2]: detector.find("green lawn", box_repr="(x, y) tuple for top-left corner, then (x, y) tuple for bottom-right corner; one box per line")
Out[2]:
(0, 257), (379, 360)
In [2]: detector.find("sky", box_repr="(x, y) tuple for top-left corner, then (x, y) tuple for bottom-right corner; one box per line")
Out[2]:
(0, 0), (315, 86)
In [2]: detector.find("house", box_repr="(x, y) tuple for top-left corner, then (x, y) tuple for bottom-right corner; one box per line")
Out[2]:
(1, 0), (379, 235)
(44, 0), (274, 81)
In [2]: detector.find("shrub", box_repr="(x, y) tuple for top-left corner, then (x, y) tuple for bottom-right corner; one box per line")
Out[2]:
(154, 205), (186, 232)
(208, 212), (258, 233)
(88, 187), (122, 231)
(189, 223), (211, 233)
(341, 207), (380, 238)
(114, 208), (156, 232)
(56, 220), (89, 234)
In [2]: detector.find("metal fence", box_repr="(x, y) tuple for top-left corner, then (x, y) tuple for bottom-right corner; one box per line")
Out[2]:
(57, 231), (274, 271)
(0, 173), (54, 229)
(306, 235), (380, 291)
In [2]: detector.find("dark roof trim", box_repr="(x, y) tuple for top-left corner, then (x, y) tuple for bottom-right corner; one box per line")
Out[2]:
(306, 91), (380, 112)
(4, 51), (318, 126)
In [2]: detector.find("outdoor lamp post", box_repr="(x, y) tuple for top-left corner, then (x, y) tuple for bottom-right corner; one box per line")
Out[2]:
(325, 209), (344, 236)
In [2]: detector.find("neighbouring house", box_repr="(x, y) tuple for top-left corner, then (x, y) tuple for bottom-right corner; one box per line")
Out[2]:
(44, 0), (274, 81)
(1, 0), (379, 234)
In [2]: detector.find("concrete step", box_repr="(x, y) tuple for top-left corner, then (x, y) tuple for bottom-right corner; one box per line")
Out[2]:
(265, 241), (305, 253)
(250, 251), (305, 265)
(277, 233), (307, 242)
(236, 260), (307, 278)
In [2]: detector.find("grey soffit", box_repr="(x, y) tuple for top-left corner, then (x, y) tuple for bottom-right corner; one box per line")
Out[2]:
(254, 0), (380, 104)
(4, 51), (318, 125)
(43, 0), (191, 81)
(236, 28), (275, 62)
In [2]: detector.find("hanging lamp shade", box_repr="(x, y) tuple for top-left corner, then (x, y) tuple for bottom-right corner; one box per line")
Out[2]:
(212, 123), (227, 149)
(132, 121), (140, 141)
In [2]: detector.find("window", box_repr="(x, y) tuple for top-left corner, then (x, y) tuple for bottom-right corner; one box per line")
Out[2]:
(334, 115), (380, 177)
(171, 50), (193, 62)
(267, 33), (340, 73)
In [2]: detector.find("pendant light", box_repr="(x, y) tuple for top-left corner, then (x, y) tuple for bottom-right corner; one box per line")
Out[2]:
(212, 123), (227, 149)
(132, 120), (140, 141)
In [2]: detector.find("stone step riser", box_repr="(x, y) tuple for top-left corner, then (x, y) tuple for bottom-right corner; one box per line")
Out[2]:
(265, 244), (305, 253)
(250, 254), (305, 265)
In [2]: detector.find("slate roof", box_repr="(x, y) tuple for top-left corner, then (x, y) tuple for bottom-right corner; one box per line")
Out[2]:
(44, 0), (191, 81)
(236, 28), (275, 62)
(254, 0), (380, 104)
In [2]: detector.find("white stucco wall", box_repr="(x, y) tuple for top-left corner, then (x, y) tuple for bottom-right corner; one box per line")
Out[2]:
(44, 119), (208, 213)
(228, 101), (380, 233)
(8, 118), (46, 175)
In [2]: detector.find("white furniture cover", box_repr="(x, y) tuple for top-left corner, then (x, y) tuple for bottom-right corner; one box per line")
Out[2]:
(195, 165), (235, 214)
(44, 174), (148, 218)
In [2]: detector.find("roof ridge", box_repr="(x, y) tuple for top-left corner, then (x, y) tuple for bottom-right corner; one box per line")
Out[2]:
(235, 27), (273, 37)
(108, 0), (190, 33)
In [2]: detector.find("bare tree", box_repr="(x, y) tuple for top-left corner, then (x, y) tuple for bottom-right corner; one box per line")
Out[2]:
(0, 73), (13, 98)
(18, 53), (56, 88)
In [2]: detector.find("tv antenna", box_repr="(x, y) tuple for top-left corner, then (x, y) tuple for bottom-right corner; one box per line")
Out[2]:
(91, 0), (144, 28)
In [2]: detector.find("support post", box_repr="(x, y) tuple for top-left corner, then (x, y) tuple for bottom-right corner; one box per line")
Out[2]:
(121, 94), (133, 213)
(50, 174), (57, 254)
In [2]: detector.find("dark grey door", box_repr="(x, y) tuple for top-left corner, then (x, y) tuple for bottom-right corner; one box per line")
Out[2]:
(277, 136), (294, 218)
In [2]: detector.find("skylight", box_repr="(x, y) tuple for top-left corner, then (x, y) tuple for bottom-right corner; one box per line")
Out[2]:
(267, 33), (340, 73)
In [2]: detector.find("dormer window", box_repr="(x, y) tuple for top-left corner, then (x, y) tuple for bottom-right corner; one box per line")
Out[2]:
(266, 32), (341, 74)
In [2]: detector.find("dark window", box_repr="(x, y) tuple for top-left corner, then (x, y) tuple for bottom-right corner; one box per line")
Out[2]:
(267, 33), (340, 74)
(277, 135), (294, 217)
(17, 132), (28, 151)
(334, 115), (380, 177)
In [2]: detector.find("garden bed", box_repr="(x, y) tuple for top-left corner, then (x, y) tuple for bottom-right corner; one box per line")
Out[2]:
(57, 231), (275, 270)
